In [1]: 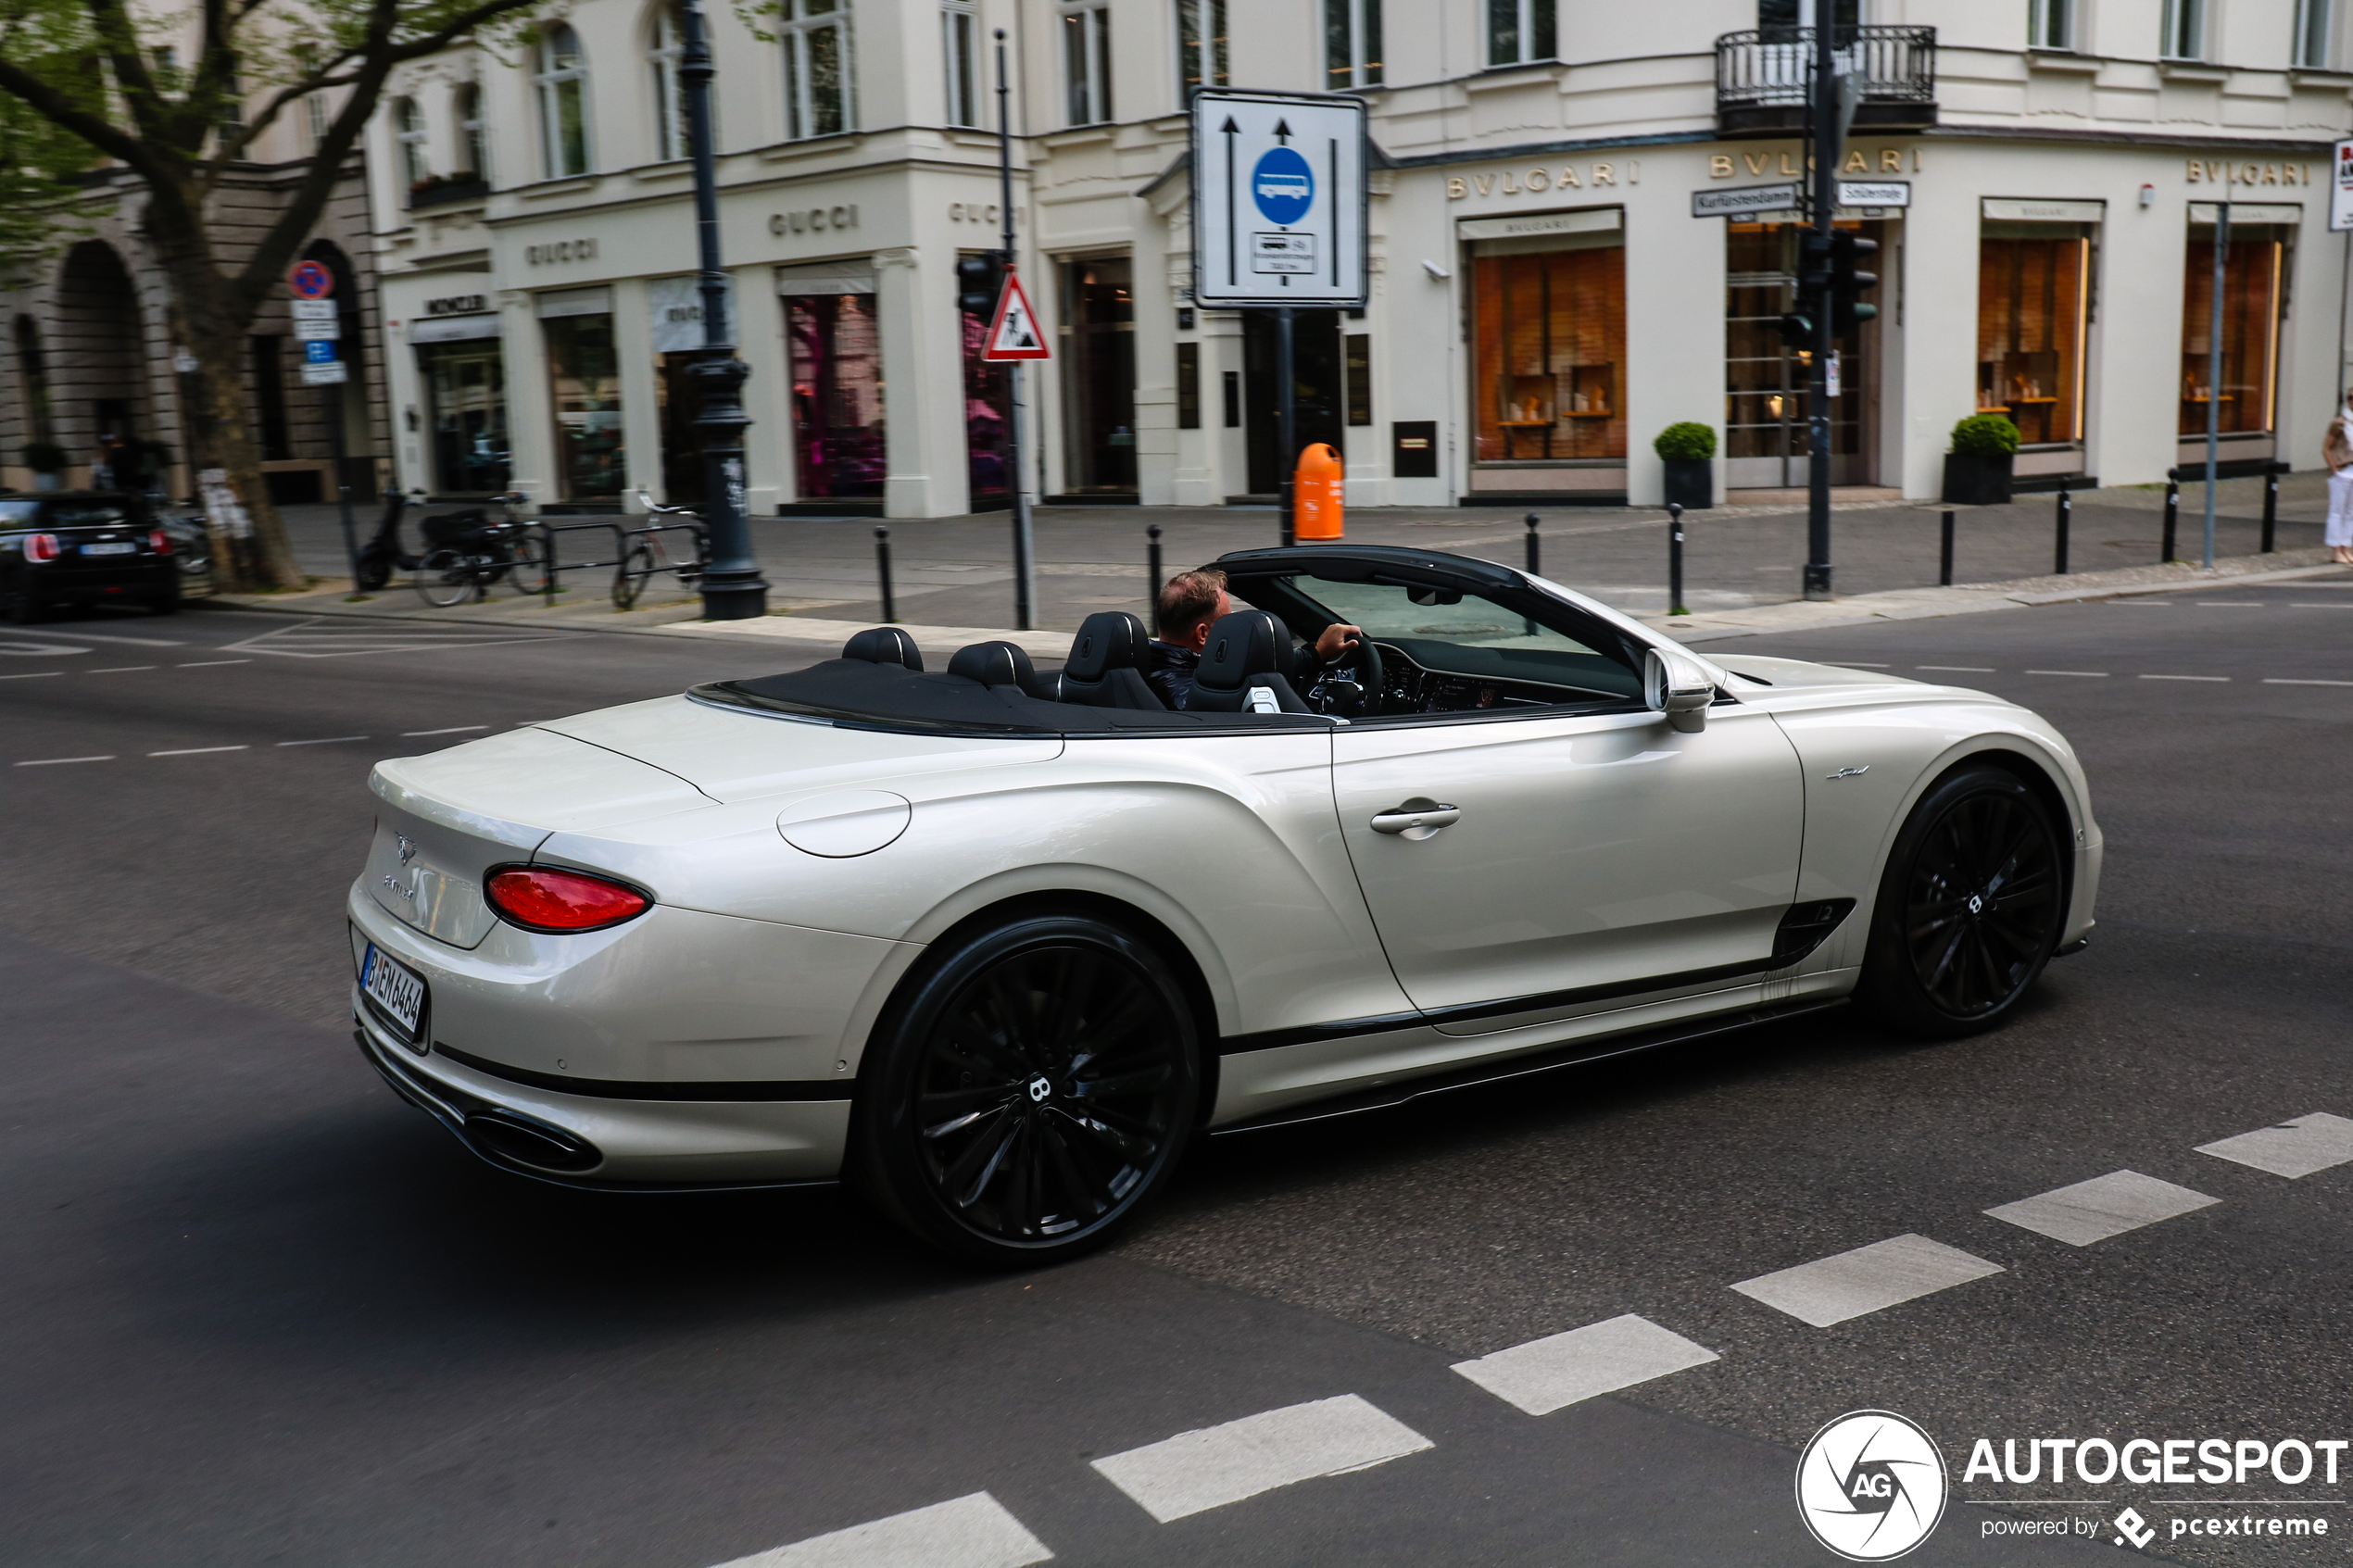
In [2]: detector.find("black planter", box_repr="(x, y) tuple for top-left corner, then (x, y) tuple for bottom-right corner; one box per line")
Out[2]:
(1662, 458), (1714, 509)
(1942, 451), (2014, 506)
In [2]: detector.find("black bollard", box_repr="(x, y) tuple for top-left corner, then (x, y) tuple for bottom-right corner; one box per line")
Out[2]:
(2261, 462), (2279, 554)
(1939, 509), (1955, 587)
(1524, 513), (1540, 577)
(2055, 476), (2071, 576)
(1667, 503), (1686, 615)
(2162, 476), (2179, 564)
(1146, 522), (1164, 635)
(875, 525), (895, 622)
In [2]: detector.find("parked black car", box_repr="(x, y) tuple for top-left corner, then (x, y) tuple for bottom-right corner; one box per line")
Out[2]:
(0, 491), (180, 622)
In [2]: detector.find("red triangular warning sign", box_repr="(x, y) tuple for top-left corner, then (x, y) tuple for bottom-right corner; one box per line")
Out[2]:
(981, 270), (1051, 361)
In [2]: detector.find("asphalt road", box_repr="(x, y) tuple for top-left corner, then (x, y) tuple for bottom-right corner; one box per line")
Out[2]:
(3, 582), (2348, 1567)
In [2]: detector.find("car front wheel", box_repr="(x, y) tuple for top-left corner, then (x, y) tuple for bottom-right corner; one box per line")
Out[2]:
(1858, 763), (2066, 1037)
(852, 913), (1201, 1265)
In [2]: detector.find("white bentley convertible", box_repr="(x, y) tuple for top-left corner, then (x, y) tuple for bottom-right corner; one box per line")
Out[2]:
(349, 545), (2099, 1262)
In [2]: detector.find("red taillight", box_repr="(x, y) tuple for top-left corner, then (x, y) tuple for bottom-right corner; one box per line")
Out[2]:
(25, 533), (59, 563)
(149, 529), (172, 555)
(484, 866), (651, 933)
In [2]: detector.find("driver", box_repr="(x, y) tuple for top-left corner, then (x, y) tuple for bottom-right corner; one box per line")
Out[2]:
(1147, 568), (1364, 710)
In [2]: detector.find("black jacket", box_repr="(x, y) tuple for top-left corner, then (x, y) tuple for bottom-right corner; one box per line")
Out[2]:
(1145, 641), (1199, 709)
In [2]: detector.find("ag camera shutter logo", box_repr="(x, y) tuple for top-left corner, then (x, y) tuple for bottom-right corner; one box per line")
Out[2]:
(1796, 1411), (1950, 1561)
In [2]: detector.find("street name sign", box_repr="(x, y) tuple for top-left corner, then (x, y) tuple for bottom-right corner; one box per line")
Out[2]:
(1191, 90), (1367, 308)
(981, 270), (1051, 360)
(1692, 182), (1801, 218)
(300, 360), (348, 385)
(1836, 179), (1910, 207)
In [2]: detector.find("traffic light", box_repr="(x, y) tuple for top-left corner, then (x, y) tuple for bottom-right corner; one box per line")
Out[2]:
(1829, 230), (1879, 334)
(955, 252), (1006, 318)
(1776, 310), (1815, 351)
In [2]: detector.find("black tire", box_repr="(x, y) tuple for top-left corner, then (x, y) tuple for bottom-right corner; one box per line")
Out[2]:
(415, 548), (473, 608)
(1858, 763), (2067, 1038)
(145, 590), (180, 616)
(353, 546), (394, 592)
(612, 541), (654, 609)
(850, 913), (1202, 1265)
(2, 572), (44, 625)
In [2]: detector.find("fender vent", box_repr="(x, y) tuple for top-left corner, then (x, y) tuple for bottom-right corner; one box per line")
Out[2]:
(1773, 898), (1858, 965)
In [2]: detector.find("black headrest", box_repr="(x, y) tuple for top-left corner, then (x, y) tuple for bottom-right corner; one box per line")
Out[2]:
(1193, 610), (1293, 694)
(1066, 611), (1151, 681)
(842, 626), (923, 671)
(947, 640), (1047, 699)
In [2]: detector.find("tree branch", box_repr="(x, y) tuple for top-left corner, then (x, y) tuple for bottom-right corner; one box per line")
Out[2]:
(0, 55), (166, 179)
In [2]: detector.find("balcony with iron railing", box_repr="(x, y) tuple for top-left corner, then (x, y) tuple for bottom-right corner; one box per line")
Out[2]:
(1715, 26), (1938, 137)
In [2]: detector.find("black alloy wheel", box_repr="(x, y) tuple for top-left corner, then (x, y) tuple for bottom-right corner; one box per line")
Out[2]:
(1861, 763), (2066, 1037)
(854, 914), (1200, 1264)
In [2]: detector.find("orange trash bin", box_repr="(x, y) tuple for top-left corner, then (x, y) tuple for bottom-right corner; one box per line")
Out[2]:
(1294, 444), (1344, 540)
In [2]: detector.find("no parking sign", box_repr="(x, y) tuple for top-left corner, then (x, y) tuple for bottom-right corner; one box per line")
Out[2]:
(288, 259), (333, 300)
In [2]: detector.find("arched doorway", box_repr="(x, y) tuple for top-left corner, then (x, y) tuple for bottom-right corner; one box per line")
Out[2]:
(55, 241), (151, 484)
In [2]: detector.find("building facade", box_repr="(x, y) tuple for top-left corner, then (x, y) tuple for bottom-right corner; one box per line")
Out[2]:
(363, 0), (2353, 517)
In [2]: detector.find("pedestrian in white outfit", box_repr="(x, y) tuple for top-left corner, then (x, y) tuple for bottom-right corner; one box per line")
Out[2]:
(2327, 393), (2353, 565)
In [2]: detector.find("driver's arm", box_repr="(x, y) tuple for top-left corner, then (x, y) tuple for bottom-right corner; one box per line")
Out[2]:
(1294, 621), (1365, 675)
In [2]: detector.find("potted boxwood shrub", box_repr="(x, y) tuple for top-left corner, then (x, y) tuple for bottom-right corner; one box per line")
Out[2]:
(1942, 415), (2019, 506)
(21, 442), (67, 491)
(1653, 422), (1716, 510)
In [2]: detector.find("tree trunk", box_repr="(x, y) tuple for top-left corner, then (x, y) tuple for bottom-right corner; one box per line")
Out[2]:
(143, 195), (303, 594)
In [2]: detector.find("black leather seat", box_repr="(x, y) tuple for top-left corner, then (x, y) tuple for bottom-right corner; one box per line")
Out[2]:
(947, 640), (1057, 701)
(841, 626), (923, 671)
(1059, 611), (1164, 709)
(1184, 610), (1314, 713)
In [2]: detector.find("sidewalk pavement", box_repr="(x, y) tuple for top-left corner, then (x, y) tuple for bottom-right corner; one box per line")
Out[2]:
(211, 471), (2340, 659)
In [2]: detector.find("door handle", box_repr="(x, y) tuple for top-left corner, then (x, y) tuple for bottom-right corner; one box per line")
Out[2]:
(1370, 798), (1461, 839)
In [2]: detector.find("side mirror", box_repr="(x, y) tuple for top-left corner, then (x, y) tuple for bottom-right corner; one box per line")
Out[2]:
(1644, 647), (1714, 734)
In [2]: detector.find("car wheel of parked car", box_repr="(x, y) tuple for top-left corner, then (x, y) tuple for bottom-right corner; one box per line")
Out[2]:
(1, 573), (44, 625)
(852, 912), (1202, 1265)
(1859, 763), (2064, 1038)
(145, 591), (180, 616)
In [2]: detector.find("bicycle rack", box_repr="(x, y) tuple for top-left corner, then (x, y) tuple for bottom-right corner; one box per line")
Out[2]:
(532, 516), (711, 609)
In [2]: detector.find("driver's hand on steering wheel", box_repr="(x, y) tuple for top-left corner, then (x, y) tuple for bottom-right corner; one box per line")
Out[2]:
(1309, 622), (1365, 666)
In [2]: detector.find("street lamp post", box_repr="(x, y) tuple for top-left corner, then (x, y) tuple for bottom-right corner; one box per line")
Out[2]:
(680, 0), (768, 621)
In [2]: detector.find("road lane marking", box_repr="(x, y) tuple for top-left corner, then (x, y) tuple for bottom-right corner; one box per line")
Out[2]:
(2026, 670), (2109, 677)
(1451, 1313), (1718, 1416)
(176, 659), (252, 668)
(89, 665), (156, 673)
(0, 639), (90, 656)
(2265, 678), (2353, 686)
(0, 671), (65, 680)
(1918, 666), (1994, 672)
(148, 746), (249, 757)
(15, 755), (113, 766)
(2141, 674), (2229, 682)
(25, 630), (182, 646)
(1730, 1235), (2004, 1327)
(1090, 1394), (1433, 1524)
(401, 725), (488, 736)
(1985, 1171), (2220, 1247)
(279, 735), (371, 746)
(1833, 661), (1892, 668)
(2196, 1112), (2353, 1179)
(2194, 601), (2265, 607)
(706, 1492), (1051, 1568)
(2287, 602), (2353, 608)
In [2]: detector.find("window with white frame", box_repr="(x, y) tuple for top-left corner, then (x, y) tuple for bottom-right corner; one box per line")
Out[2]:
(1326, 0), (1381, 89)
(943, 1), (980, 127)
(652, 6), (688, 159)
(535, 24), (592, 176)
(396, 96), (430, 185)
(782, 0), (853, 141)
(1487, 0), (1555, 67)
(2029, 0), (2072, 50)
(2161, 0), (2206, 59)
(2295, 0), (2334, 67)
(303, 92), (331, 154)
(1176, 0), (1226, 103)
(456, 82), (487, 178)
(1062, 3), (1111, 125)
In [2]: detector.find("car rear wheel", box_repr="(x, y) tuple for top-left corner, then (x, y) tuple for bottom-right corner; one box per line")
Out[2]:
(852, 913), (1201, 1265)
(1858, 763), (2066, 1037)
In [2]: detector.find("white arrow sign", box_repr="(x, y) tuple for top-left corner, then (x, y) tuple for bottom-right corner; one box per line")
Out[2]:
(1191, 90), (1366, 308)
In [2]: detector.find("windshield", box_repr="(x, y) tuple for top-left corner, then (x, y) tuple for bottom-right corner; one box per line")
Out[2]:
(1269, 573), (1642, 703)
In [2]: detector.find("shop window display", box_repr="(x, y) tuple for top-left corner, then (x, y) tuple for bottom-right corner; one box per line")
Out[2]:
(1977, 229), (2088, 446)
(544, 311), (623, 500)
(1469, 239), (1625, 463)
(2179, 223), (2285, 437)
(788, 293), (886, 498)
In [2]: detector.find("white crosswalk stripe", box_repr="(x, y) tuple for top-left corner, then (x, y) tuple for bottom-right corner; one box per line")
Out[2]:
(1451, 1313), (1718, 1416)
(1984, 1170), (2219, 1247)
(1730, 1234), (2005, 1328)
(2196, 1112), (2353, 1179)
(1090, 1394), (1433, 1524)
(704, 1492), (1051, 1568)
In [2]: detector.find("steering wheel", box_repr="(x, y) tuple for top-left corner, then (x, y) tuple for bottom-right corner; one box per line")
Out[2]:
(1309, 632), (1384, 718)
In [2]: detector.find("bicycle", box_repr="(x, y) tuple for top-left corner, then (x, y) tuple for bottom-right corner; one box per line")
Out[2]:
(613, 491), (710, 609)
(414, 492), (548, 607)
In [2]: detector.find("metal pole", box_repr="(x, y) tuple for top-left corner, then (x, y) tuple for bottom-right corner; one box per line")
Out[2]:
(328, 386), (359, 591)
(1668, 502), (1687, 616)
(2202, 199), (2228, 570)
(1939, 508), (1955, 586)
(997, 31), (1035, 631)
(1802, 13), (1836, 600)
(875, 525), (894, 621)
(1146, 521), (1163, 633)
(2054, 474), (2070, 575)
(1277, 306), (1297, 547)
(2162, 475), (2179, 563)
(680, 0), (766, 620)
(1524, 512), (1540, 575)
(2262, 461), (2279, 553)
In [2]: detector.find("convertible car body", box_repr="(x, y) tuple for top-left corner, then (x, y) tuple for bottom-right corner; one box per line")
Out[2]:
(348, 545), (2100, 1261)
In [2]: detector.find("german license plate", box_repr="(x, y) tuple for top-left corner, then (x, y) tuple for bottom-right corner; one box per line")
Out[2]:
(359, 943), (427, 1046)
(82, 541), (135, 556)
